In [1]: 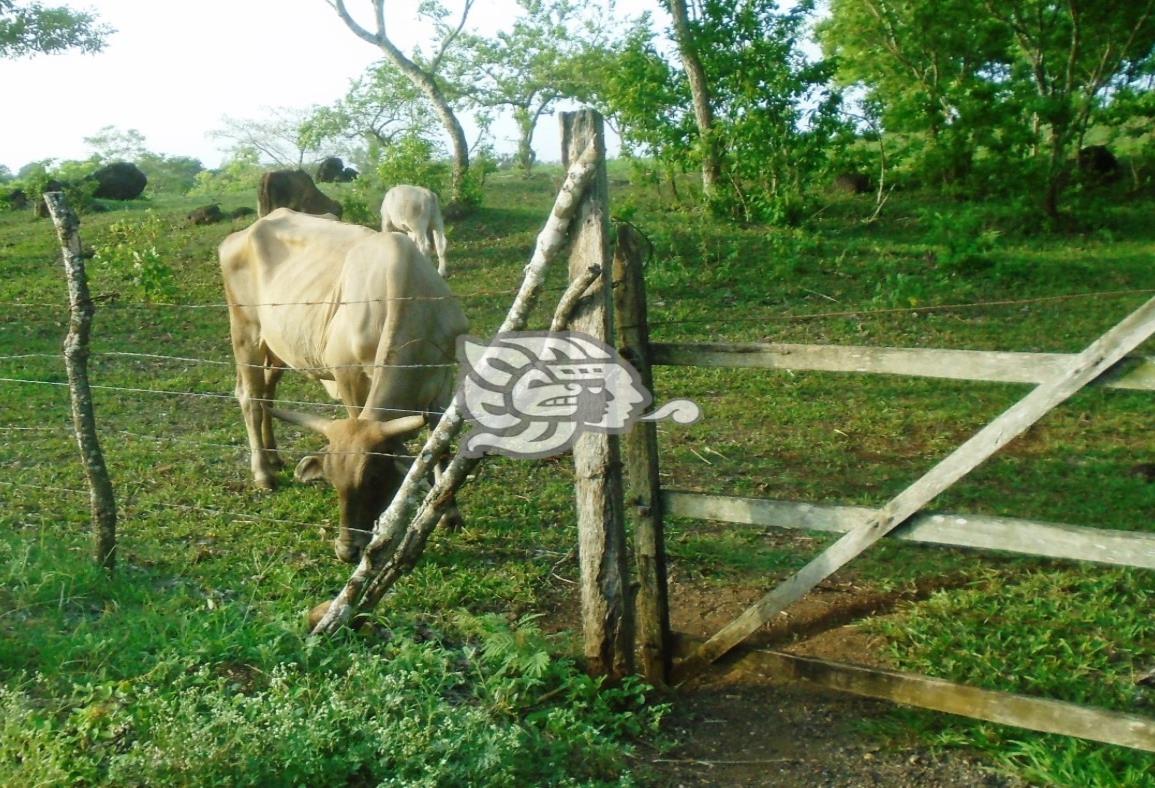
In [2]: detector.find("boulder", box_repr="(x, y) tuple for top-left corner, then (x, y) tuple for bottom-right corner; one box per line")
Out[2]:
(833, 172), (871, 194)
(187, 204), (225, 225)
(91, 161), (148, 200)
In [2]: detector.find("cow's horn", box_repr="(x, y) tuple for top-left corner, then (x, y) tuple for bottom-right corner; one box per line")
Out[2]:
(373, 414), (427, 440)
(270, 408), (332, 436)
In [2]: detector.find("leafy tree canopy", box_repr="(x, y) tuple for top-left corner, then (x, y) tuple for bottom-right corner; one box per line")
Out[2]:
(0, 0), (111, 58)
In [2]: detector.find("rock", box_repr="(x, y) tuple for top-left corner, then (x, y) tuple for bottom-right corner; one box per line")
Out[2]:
(91, 161), (148, 200)
(187, 204), (224, 225)
(833, 172), (871, 194)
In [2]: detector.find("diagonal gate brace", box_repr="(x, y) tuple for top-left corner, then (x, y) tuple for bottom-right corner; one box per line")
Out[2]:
(675, 296), (1155, 683)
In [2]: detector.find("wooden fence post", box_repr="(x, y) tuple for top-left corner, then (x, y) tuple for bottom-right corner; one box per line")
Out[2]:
(43, 192), (118, 570)
(561, 110), (634, 679)
(612, 223), (671, 685)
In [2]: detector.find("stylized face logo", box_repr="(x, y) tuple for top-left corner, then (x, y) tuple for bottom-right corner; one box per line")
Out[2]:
(455, 332), (698, 459)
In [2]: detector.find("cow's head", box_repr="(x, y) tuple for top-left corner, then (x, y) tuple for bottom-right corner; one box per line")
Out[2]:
(271, 409), (425, 563)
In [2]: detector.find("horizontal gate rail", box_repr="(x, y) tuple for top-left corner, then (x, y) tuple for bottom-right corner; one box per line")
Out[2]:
(675, 296), (1155, 681)
(651, 342), (1155, 391)
(664, 491), (1155, 571)
(752, 650), (1155, 753)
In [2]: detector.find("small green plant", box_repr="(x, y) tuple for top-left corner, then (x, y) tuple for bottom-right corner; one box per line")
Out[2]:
(924, 209), (1001, 274)
(92, 211), (178, 302)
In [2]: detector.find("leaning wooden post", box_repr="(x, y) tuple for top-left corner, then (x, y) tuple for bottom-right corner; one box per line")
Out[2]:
(561, 110), (634, 679)
(612, 223), (671, 685)
(43, 192), (118, 569)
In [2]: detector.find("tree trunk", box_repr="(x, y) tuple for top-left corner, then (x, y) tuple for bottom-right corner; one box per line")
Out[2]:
(665, 0), (721, 198)
(333, 0), (471, 210)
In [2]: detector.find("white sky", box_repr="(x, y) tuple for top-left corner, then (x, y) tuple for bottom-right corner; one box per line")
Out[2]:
(0, 0), (639, 173)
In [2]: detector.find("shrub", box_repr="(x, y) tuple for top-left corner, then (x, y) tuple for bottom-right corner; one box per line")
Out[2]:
(91, 212), (178, 302)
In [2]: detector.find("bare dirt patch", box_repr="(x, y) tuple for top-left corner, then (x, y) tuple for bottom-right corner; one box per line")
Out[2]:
(636, 574), (1024, 787)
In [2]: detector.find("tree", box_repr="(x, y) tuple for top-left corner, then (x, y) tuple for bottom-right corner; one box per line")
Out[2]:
(210, 107), (329, 169)
(328, 0), (475, 210)
(451, 0), (609, 175)
(984, 0), (1155, 217)
(84, 126), (148, 162)
(663, 0), (721, 197)
(0, 0), (111, 57)
(597, 0), (843, 222)
(818, 0), (1014, 187)
(300, 59), (438, 154)
(821, 0), (1155, 216)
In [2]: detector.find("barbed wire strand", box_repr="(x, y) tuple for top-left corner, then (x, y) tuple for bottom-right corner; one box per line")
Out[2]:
(0, 376), (452, 419)
(0, 283), (574, 311)
(648, 288), (1155, 329)
(0, 479), (326, 529)
(0, 424), (419, 461)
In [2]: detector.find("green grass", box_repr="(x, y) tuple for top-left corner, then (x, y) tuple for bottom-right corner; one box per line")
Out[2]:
(2, 168), (1155, 784)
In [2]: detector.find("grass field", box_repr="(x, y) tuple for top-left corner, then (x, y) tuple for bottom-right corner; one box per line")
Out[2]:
(1, 166), (1153, 784)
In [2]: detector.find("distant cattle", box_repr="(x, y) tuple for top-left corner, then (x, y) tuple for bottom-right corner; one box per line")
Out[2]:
(380, 185), (448, 276)
(1077, 145), (1120, 182)
(316, 156), (358, 183)
(218, 208), (468, 562)
(257, 170), (343, 219)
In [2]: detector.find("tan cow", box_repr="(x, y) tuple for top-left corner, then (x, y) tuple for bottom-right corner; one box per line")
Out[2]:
(380, 185), (448, 276)
(258, 170), (344, 218)
(219, 208), (469, 562)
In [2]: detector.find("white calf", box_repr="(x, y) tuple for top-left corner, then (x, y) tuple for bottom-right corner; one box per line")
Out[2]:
(380, 185), (448, 276)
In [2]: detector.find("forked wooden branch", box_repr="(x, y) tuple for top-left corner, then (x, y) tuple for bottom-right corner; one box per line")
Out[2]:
(675, 295), (1155, 681)
(311, 143), (601, 634)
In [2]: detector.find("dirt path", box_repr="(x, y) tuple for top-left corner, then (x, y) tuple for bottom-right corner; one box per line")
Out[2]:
(637, 577), (1025, 787)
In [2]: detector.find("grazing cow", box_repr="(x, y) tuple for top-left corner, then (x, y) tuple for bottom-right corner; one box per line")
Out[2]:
(219, 208), (469, 562)
(380, 185), (448, 276)
(257, 170), (343, 219)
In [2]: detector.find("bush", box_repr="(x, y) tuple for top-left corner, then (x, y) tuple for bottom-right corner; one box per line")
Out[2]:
(91, 212), (178, 302)
(0, 615), (664, 786)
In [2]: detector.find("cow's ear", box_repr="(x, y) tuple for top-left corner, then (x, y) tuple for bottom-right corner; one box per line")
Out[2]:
(294, 454), (326, 483)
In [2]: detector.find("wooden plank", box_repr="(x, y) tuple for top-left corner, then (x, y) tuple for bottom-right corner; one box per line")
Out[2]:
(650, 342), (1155, 392)
(613, 222), (671, 685)
(674, 297), (1155, 682)
(753, 650), (1155, 753)
(664, 491), (1155, 570)
(561, 110), (634, 680)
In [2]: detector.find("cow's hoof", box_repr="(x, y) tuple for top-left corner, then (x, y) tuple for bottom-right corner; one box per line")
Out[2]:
(307, 601), (333, 630)
(438, 510), (465, 533)
(334, 541), (362, 564)
(255, 474), (277, 491)
(307, 600), (369, 632)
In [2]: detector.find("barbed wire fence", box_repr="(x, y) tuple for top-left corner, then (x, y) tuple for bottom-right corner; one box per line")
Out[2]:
(5, 215), (1155, 564)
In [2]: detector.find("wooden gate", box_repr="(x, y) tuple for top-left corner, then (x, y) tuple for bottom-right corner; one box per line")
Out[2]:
(610, 225), (1155, 752)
